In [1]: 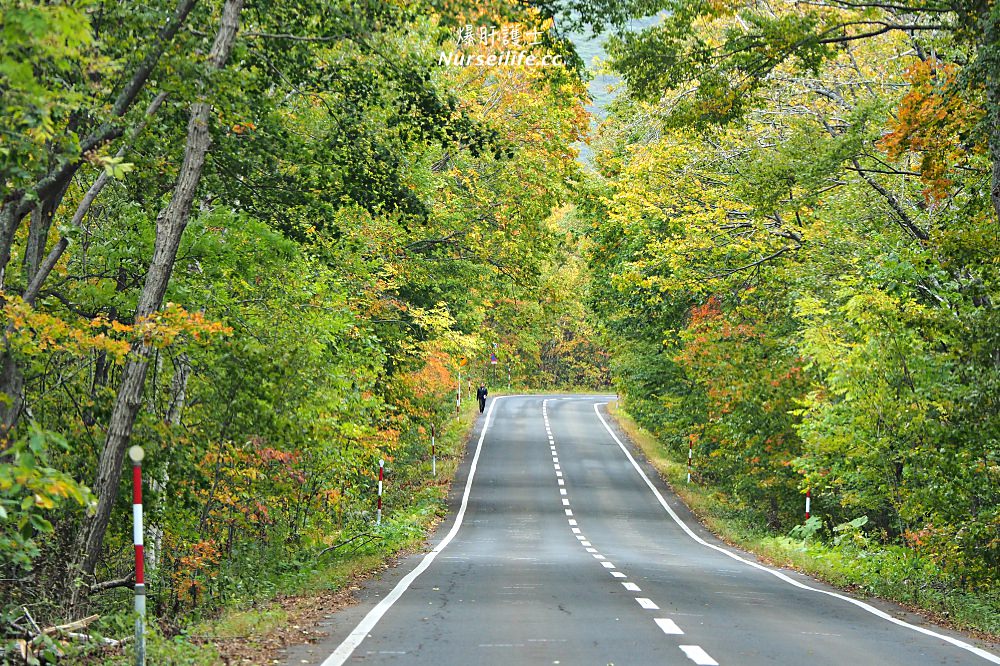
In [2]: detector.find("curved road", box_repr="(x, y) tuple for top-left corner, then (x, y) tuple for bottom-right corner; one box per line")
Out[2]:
(285, 395), (1000, 666)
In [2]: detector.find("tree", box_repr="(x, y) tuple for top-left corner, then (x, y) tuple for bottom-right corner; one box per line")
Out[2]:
(1, 0), (200, 436)
(585, 4), (999, 585)
(606, 0), (1000, 221)
(74, 0), (246, 589)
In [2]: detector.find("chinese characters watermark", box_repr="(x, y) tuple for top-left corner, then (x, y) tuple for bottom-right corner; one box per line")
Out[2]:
(439, 25), (564, 68)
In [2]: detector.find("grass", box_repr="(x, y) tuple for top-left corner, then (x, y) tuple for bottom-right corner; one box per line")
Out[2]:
(197, 606), (289, 640)
(606, 402), (1000, 640)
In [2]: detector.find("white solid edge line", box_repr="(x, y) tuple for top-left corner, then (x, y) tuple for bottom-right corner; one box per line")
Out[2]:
(593, 402), (1000, 664)
(679, 645), (719, 666)
(319, 396), (507, 666)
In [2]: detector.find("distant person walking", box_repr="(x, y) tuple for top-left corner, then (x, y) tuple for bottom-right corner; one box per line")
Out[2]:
(476, 384), (488, 413)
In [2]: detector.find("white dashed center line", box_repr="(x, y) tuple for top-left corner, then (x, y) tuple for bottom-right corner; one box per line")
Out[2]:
(679, 645), (719, 665)
(655, 618), (685, 635)
(543, 400), (706, 666)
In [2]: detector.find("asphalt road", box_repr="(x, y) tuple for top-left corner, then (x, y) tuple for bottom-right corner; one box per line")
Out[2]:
(286, 395), (1000, 666)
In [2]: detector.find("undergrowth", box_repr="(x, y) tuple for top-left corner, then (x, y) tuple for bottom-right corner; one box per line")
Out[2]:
(67, 405), (479, 664)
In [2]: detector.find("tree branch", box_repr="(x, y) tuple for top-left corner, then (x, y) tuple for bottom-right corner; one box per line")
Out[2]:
(701, 247), (794, 281)
(23, 92), (169, 306)
(851, 157), (929, 241)
(816, 21), (951, 45)
(87, 574), (135, 593)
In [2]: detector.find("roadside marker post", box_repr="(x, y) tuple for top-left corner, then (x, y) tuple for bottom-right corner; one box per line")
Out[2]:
(687, 438), (693, 484)
(431, 425), (437, 478)
(376, 459), (384, 525)
(805, 488), (811, 519)
(128, 445), (146, 666)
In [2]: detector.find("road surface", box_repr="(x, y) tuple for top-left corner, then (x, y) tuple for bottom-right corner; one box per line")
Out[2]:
(285, 395), (1000, 666)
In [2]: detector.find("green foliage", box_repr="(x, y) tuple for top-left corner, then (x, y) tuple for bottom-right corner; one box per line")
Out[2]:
(612, 404), (999, 635)
(0, 0), (608, 642)
(789, 515), (823, 541)
(587, 0), (999, 598)
(0, 426), (93, 570)
(0, 1), (93, 186)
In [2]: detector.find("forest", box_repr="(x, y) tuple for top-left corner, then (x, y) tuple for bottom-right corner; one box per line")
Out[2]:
(0, 0), (611, 657)
(581, 0), (999, 630)
(1, 0), (997, 660)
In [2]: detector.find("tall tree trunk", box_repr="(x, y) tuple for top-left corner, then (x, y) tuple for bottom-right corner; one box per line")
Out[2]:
(987, 5), (1000, 223)
(149, 352), (190, 569)
(24, 205), (50, 285)
(74, 0), (245, 591)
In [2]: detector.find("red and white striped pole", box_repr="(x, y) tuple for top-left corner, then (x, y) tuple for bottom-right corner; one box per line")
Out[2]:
(687, 438), (693, 484)
(376, 459), (384, 525)
(805, 488), (811, 520)
(431, 424), (437, 477)
(128, 445), (146, 666)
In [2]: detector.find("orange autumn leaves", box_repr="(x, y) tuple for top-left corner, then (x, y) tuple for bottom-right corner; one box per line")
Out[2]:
(879, 58), (985, 202)
(3, 296), (231, 360)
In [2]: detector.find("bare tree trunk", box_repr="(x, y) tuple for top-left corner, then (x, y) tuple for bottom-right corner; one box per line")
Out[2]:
(166, 353), (191, 428)
(0, 346), (24, 442)
(74, 0), (245, 592)
(24, 205), (49, 284)
(149, 352), (190, 568)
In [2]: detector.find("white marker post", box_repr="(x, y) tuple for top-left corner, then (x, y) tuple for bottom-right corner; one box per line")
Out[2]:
(128, 445), (146, 666)
(431, 424), (437, 478)
(805, 488), (811, 520)
(376, 459), (384, 525)
(687, 438), (693, 484)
